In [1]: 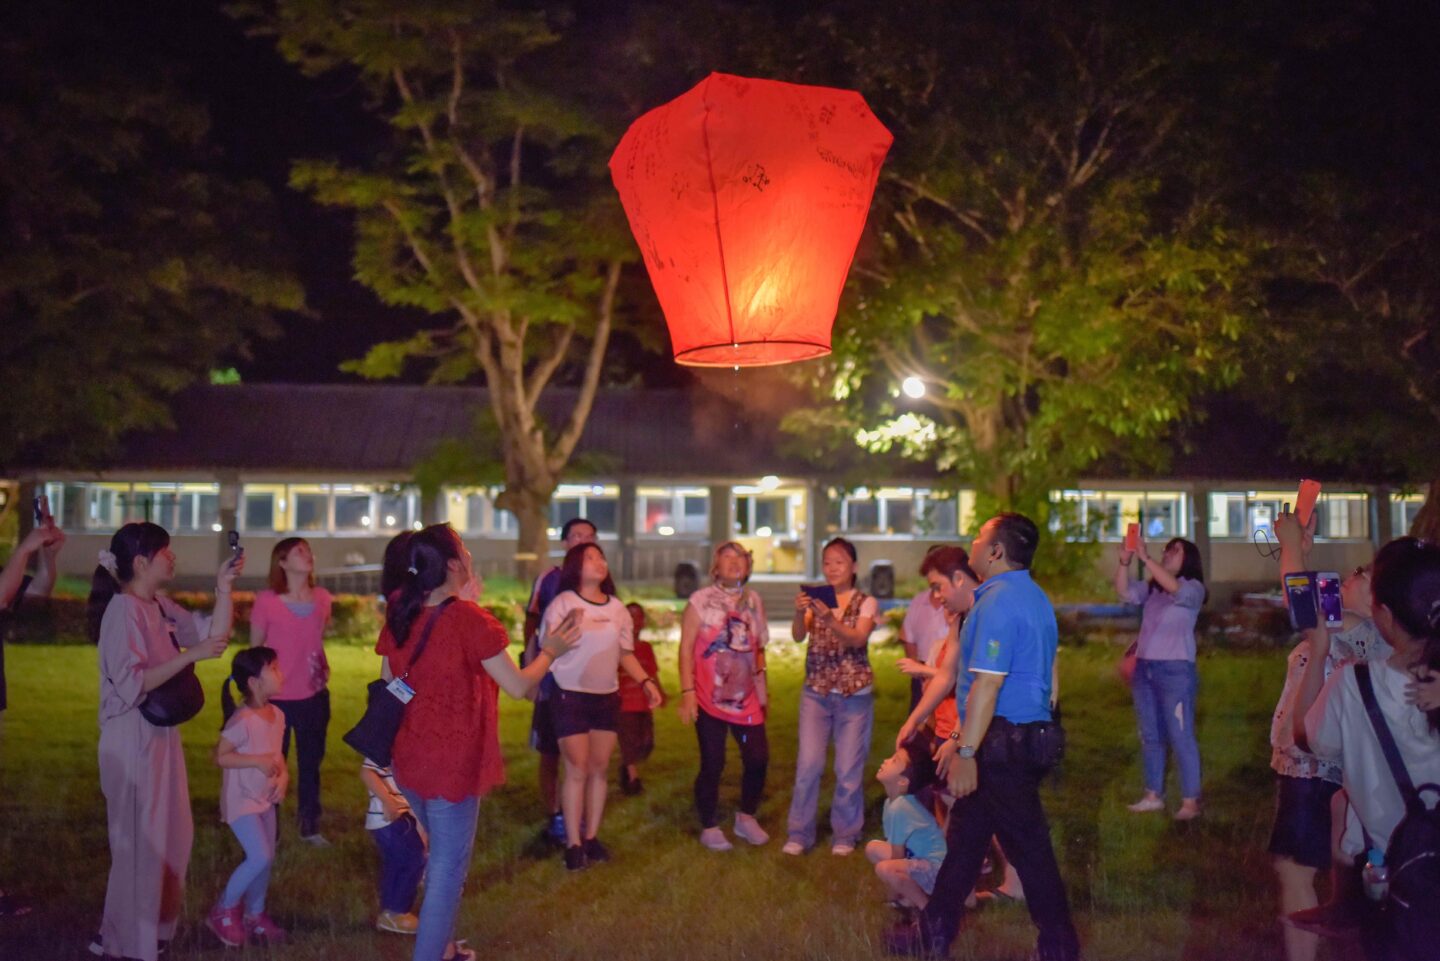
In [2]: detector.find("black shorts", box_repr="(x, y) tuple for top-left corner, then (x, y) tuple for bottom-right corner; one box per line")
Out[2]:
(616, 711), (655, 766)
(1268, 774), (1341, 870)
(552, 688), (621, 740)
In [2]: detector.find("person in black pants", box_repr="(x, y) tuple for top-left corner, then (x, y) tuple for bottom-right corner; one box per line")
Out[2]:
(678, 542), (772, 851)
(886, 513), (1080, 961)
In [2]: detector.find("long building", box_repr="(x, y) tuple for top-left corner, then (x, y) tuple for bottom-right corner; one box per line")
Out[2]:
(3, 384), (1420, 600)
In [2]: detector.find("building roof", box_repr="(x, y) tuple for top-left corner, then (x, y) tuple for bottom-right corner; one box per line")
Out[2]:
(13, 383), (1393, 488)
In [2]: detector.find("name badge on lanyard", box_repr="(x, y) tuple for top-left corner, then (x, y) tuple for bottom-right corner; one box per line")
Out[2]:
(387, 677), (416, 704)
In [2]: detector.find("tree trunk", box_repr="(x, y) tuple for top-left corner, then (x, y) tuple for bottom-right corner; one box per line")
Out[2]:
(1408, 476), (1440, 542)
(498, 484), (552, 584)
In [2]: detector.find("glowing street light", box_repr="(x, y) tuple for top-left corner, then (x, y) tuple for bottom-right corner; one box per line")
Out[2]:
(901, 376), (926, 399)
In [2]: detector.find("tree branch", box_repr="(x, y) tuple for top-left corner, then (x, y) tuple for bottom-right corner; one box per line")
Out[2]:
(548, 260), (621, 471)
(524, 322), (574, 410)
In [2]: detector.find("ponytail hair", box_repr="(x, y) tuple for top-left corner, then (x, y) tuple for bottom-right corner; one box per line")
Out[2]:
(86, 522), (171, 643)
(380, 530), (416, 601)
(385, 525), (463, 646)
(221, 645), (278, 725)
(1372, 536), (1440, 734)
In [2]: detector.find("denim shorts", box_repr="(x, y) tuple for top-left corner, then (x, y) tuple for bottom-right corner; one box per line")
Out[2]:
(904, 858), (941, 895)
(552, 688), (620, 740)
(1268, 774), (1340, 870)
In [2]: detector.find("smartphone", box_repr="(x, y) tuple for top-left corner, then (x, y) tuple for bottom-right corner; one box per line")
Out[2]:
(1124, 523), (1140, 553)
(32, 494), (44, 526)
(1284, 572), (1319, 631)
(801, 583), (839, 610)
(227, 530), (244, 562)
(1296, 479), (1322, 527)
(1316, 571), (1343, 628)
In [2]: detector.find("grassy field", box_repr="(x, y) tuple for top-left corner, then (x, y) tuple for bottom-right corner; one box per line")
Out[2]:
(0, 637), (1364, 961)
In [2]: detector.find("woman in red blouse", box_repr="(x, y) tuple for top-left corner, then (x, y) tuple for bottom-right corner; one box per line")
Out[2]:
(377, 525), (577, 961)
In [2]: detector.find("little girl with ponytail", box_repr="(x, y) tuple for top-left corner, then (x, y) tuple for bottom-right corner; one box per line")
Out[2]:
(207, 647), (288, 947)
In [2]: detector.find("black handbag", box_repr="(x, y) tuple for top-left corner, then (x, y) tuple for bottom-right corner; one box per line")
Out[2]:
(140, 615), (204, 727)
(342, 599), (454, 767)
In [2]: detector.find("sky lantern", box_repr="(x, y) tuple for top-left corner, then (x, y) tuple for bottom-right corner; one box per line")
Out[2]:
(609, 72), (893, 367)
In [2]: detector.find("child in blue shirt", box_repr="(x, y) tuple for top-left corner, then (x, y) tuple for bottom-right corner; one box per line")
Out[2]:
(867, 732), (947, 912)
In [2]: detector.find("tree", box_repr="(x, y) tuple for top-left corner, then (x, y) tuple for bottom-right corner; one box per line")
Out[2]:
(777, 2), (1255, 524)
(0, 2), (303, 477)
(1230, 1), (1440, 541)
(239, 0), (635, 579)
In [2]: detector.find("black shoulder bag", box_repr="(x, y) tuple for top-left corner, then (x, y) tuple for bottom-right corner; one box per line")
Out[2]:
(139, 608), (204, 727)
(342, 599), (454, 767)
(1354, 663), (1440, 959)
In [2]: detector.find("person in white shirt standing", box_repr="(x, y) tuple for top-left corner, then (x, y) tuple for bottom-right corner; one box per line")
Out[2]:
(539, 543), (662, 871)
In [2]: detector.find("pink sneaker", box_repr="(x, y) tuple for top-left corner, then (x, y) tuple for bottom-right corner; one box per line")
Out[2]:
(244, 912), (288, 944)
(206, 903), (245, 948)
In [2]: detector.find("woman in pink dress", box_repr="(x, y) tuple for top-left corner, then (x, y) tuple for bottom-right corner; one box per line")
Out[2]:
(88, 522), (240, 961)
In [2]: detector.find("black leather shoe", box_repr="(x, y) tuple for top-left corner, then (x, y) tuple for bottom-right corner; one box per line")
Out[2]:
(563, 844), (587, 871)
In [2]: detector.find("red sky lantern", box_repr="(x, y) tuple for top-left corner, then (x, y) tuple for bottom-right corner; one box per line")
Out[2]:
(609, 72), (893, 367)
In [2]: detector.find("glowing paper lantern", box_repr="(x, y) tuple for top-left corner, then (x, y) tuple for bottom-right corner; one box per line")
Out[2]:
(609, 72), (893, 367)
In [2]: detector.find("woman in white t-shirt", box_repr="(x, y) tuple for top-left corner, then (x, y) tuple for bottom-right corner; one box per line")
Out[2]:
(539, 543), (661, 871)
(1295, 537), (1440, 959)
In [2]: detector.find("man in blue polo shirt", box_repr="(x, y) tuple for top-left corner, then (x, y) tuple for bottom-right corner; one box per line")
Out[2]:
(887, 512), (1080, 961)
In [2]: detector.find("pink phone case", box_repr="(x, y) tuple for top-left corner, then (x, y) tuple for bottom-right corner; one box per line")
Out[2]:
(1296, 479), (1322, 526)
(1125, 523), (1140, 552)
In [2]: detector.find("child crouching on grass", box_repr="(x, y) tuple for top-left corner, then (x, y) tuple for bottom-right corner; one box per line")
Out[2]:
(617, 602), (663, 795)
(209, 647), (288, 947)
(867, 733), (947, 916)
(361, 757), (427, 935)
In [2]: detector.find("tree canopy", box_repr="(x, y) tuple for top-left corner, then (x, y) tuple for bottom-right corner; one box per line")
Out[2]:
(0, 2), (303, 469)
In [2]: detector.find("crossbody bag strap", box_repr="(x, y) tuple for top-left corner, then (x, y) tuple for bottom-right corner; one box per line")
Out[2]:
(400, 597), (457, 686)
(1355, 663), (1424, 815)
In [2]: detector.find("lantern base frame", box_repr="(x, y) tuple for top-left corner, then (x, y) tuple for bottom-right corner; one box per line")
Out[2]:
(674, 339), (831, 368)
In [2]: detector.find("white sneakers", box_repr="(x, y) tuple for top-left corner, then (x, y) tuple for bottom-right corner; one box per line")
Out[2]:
(831, 842), (855, 856)
(1126, 795), (1165, 813)
(733, 813), (770, 846)
(702, 815), (771, 850)
(781, 840), (805, 856)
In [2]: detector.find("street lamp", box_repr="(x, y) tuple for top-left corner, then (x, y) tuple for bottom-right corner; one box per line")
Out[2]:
(901, 376), (926, 399)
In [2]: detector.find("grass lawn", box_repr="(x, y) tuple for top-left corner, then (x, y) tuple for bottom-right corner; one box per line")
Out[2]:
(0, 637), (1364, 961)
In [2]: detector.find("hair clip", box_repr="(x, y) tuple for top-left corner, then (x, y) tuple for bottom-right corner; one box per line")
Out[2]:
(97, 549), (119, 577)
(407, 565), (419, 575)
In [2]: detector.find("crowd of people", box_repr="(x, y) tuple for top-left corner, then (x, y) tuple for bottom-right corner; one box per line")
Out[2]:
(0, 492), (1437, 961)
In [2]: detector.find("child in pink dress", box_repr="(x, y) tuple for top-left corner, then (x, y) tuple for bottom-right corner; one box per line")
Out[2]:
(208, 647), (288, 946)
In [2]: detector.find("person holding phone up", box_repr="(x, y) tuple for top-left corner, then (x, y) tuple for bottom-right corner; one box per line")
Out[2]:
(88, 522), (241, 961)
(1115, 529), (1207, 820)
(783, 537), (878, 857)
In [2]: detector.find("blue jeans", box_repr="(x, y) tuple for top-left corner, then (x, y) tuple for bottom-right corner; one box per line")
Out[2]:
(399, 788), (480, 961)
(786, 686), (874, 848)
(1132, 659), (1201, 798)
(219, 807), (275, 915)
(371, 813), (428, 914)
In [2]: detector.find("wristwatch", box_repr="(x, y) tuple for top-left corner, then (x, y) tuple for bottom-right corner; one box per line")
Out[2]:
(958, 745), (977, 760)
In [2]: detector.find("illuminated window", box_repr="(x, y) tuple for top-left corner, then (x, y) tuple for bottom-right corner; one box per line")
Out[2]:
(547, 485), (619, 536)
(1055, 489), (1189, 541)
(1392, 493), (1425, 535)
(1207, 491), (1369, 541)
(636, 487), (709, 536)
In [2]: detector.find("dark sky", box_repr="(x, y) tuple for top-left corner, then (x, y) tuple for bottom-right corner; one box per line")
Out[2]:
(131, 1), (1440, 386)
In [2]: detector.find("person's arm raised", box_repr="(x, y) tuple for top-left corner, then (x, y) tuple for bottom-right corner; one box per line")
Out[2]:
(482, 610), (580, 699)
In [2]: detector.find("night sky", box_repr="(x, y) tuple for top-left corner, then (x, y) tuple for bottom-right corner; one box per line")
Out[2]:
(118, 1), (1440, 388)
